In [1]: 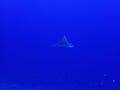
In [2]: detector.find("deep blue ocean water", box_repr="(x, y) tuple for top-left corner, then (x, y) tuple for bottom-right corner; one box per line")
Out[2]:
(0, 0), (120, 89)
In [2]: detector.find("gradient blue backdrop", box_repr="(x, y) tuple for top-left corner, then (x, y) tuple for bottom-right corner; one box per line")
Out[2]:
(0, 0), (120, 89)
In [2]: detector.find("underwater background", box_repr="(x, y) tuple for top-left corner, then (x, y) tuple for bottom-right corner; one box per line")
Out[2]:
(0, 0), (120, 90)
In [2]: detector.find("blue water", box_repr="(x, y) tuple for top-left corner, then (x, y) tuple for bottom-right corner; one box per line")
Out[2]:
(0, 0), (120, 89)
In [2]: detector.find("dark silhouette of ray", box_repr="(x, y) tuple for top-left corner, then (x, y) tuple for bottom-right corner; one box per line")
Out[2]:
(54, 35), (74, 48)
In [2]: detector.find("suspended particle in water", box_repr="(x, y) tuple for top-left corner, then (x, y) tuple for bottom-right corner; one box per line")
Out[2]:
(112, 80), (115, 83)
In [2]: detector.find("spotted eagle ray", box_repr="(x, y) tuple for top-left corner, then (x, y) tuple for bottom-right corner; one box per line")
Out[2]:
(54, 35), (74, 48)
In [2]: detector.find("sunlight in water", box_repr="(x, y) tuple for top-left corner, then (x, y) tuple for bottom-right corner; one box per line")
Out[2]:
(0, 84), (79, 90)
